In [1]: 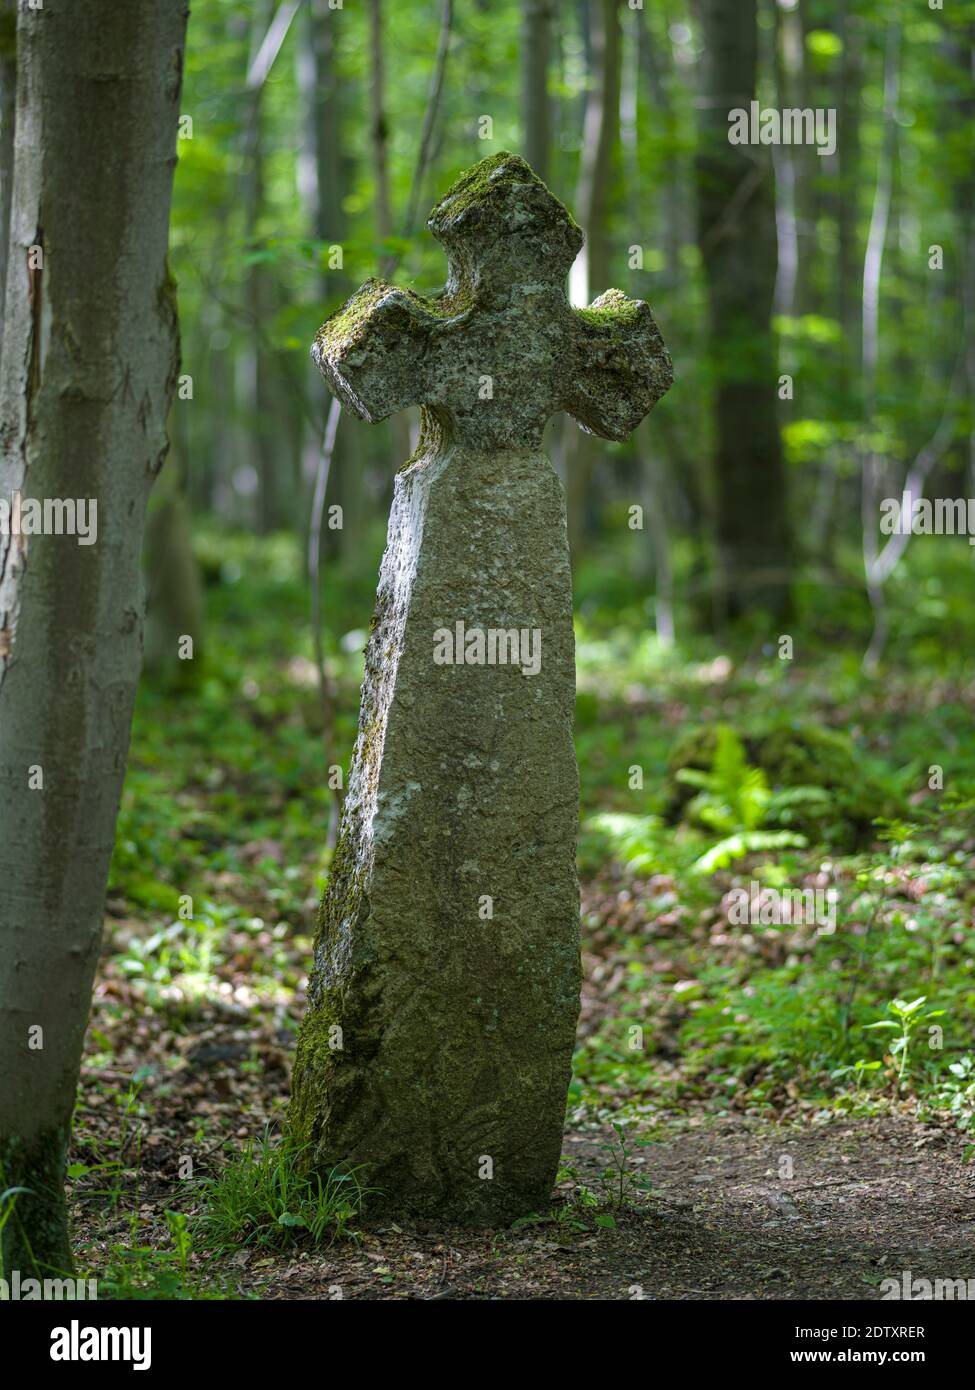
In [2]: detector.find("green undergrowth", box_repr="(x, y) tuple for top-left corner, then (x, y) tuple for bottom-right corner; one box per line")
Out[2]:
(87, 526), (975, 1288)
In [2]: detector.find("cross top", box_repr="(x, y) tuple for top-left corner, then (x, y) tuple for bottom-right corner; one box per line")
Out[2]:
(312, 151), (673, 451)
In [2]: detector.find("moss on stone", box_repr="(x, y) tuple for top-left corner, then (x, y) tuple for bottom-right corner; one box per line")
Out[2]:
(316, 279), (477, 368)
(758, 723), (894, 828)
(429, 150), (531, 223)
(428, 149), (582, 250)
(316, 279), (391, 355)
(576, 289), (644, 333)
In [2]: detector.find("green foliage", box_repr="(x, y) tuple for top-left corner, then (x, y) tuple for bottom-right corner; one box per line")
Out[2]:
(676, 724), (771, 834)
(95, 1214), (233, 1302)
(673, 725), (809, 871)
(863, 996), (946, 1089)
(196, 1132), (373, 1250)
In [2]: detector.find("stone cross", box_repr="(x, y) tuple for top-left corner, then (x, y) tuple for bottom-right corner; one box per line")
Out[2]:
(291, 151), (673, 1224)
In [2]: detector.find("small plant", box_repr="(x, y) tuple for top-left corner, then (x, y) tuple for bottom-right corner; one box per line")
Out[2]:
(595, 1124), (653, 1224)
(675, 725), (813, 872)
(165, 1208), (192, 1284)
(196, 1130), (374, 1250)
(863, 996), (945, 1089)
(830, 1058), (883, 1097)
(925, 1055), (975, 1156)
(95, 1212), (230, 1301)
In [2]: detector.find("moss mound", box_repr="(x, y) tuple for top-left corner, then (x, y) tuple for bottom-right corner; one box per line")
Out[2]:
(665, 720), (895, 843)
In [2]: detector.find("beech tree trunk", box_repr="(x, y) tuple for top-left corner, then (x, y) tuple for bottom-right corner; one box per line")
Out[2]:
(696, 0), (792, 622)
(0, 0), (188, 1275)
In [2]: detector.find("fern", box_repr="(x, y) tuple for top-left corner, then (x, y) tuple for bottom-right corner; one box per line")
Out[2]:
(676, 725), (770, 834)
(693, 829), (807, 874)
(675, 726), (808, 872)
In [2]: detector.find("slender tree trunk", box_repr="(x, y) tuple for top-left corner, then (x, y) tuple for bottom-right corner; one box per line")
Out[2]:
(836, 0), (863, 368)
(368, 0), (392, 248)
(567, 0), (621, 564)
(298, 0), (343, 249)
(696, 0), (792, 623)
(861, 26), (901, 672)
(238, 3), (308, 541)
(521, 0), (552, 183)
(143, 443), (205, 690)
(769, 0), (798, 325)
(948, 22), (975, 496)
(637, 3), (681, 291)
(298, 0), (361, 566)
(367, 0), (411, 470)
(241, 0), (295, 534)
(0, 0), (15, 346)
(625, 3), (674, 639)
(0, 0), (188, 1275)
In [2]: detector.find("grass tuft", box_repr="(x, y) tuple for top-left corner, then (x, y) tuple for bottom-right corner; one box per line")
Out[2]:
(196, 1131), (374, 1250)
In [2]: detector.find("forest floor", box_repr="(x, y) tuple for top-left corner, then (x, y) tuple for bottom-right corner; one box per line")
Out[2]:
(70, 878), (975, 1302)
(71, 1027), (973, 1302)
(68, 534), (975, 1300)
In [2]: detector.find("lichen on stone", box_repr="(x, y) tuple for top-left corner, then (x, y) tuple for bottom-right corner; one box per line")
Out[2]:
(293, 150), (674, 1224)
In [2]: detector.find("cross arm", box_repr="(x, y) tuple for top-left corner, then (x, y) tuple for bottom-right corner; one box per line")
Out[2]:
(564, 289), (674, 442)
(311, 279), (444, 424)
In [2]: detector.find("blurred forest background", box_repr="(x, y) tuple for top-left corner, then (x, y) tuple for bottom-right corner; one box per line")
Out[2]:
(41, 0), (975, 1296)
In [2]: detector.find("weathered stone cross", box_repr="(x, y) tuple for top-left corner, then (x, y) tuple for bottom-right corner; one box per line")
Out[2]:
(292, 151), (672, 1224)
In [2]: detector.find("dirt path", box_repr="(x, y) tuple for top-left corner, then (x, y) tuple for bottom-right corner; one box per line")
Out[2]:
(215, 1115), (973, 1300)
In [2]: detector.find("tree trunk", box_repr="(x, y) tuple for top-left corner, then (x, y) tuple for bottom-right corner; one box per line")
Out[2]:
(143, 443), (205, 689)
(298, 0), (363, 569)
(368, 0), (392, 248)
(566, 0), (621, 565)
(696, 0), (792, 623)
(0, 0), (187, 1275)
(241, 0), (294, 534)
(521, 0), (552, 183)
(836, 0), (864, 366)
(367, 0), (411, 471)
(0, 0), (15, 345)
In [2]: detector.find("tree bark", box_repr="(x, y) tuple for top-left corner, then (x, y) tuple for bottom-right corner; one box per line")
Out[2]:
(0, 0), (188, 1275)
(696, 0), (792, 623)
(521, 0), (553, 183)
(298, 0), (361, 566)
(368, 0), (392, 247)
(566, 0), (621, 564)
(241, 0), (292, 534)
(0, 0), (15, 346)
(143, 445), (205, 689)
